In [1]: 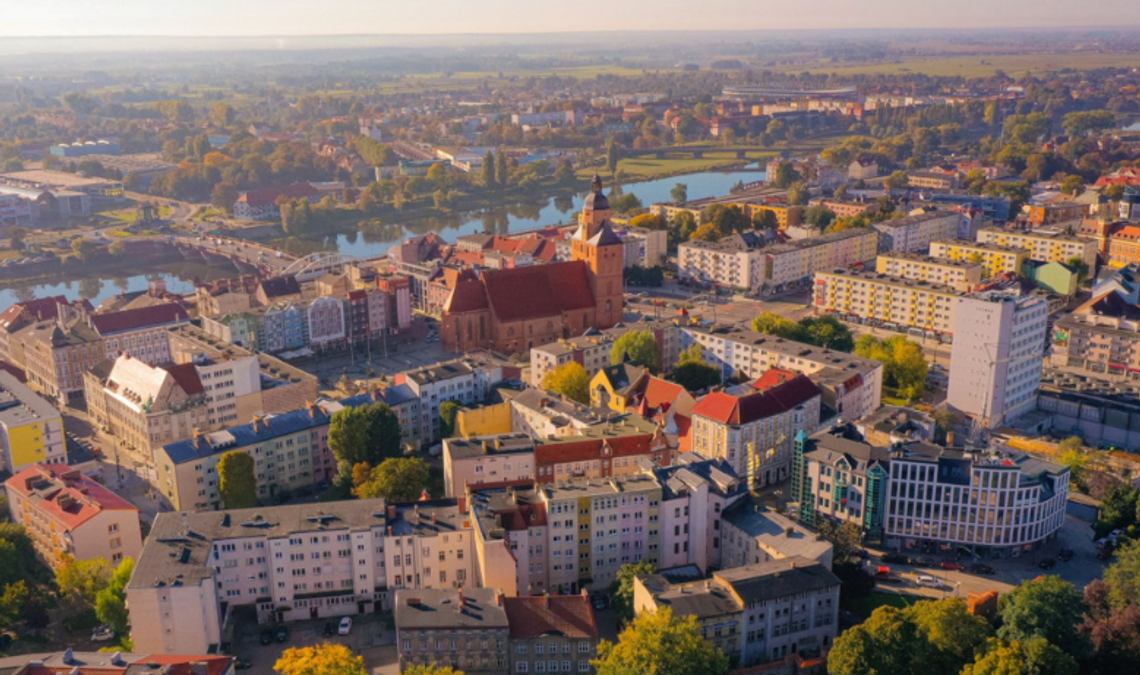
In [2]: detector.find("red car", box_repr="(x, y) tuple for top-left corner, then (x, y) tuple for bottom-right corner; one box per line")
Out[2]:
(940, 560), (965, 571)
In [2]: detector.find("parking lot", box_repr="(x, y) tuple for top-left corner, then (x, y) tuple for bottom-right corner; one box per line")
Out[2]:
(231, 613), (397, 675)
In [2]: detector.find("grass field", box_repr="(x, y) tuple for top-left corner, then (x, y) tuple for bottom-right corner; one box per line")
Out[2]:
(796, 51), (1140, 78)
(95, 205), (172, 226)
(577, 150), (773, 180)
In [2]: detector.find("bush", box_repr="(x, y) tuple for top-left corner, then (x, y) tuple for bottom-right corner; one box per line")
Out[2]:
(62, 608), (99, 632)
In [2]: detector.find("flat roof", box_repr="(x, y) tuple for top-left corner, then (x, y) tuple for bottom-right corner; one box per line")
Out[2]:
(0, 169), (121, 188)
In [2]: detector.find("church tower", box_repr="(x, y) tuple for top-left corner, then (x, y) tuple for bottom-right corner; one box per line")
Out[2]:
(572, 175), (624, 328)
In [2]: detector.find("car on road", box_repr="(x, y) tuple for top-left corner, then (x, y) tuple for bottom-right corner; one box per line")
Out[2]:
(323, 622), (334, 637)
(1038, 557), (1057, 570)
(916, 575), (945, 589)
(591, 594), (608, 611)
(91, 625), (114, 642)
(912, 557), (936, 567)
(881, 552), (909, 564)
(235, 658), (252, 670)
(1058, 548), (1074, 562)
(259, 629), (273, 645)
(338, 617), (353, 635)
(968, 563), (995, 575)
(940, 560), (965, 571)
(275, 625), (289, 642)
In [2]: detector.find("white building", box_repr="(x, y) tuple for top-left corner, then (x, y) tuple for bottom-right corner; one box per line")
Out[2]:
(306, 296), (347, 351)
(872, 211), (966, 254)
(401, 357), (509, 443)
(947, 292), (1049, 428)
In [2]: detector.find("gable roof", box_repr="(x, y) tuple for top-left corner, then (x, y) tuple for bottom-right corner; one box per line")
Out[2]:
(503, 595), (598, 640)
(88, 303), (189, 337)
(259, 275), (302, 299)
(5, 464), (138, 530)
(481, 261), (595, 322)
(692, 374), (820, 425)
(535, 433), (657, 466)
(236, 182), (321, 208)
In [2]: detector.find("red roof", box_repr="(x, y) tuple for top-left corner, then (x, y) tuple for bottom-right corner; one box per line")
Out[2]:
(482, 261), (596, 322)
(752, 367), (800, 392)
(165, 363), (205, 396)
(692, 375), (820, 425)
(499, 502), (548, 531)
(89, 303), (188, 336)
(5, 464), (138, 530)
(444, 276), (491, 314)
(641, 376), (685, 410)
(236, 182), (321, 208)
(503, 595), (598, 639)
(536, 434), (655, 465)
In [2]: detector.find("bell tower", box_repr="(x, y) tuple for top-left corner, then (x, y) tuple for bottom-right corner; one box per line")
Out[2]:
(572, 175), (624, 328)
(577, 174), (612, 241)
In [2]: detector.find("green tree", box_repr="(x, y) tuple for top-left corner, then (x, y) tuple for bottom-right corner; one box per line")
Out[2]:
(1103, 539), (1140, 610)
(95, 557), (135, 638)
(670, 211), (697, 245)
(1098, 484), (1138, 532)
(751, 312), (807, 341)
(611, 330), (660, 372)
(211, 181), (239, 214)
(690, 222), (721, 242)
(481, 150), (496, 188)
(908, 598), (992, 675)
(542, 362), (591, 404)
(70, 237), (98, 261)
(885, 170), (910, 189)
(854, 335), (928, 401)
(702, 204), (747, 236)
(56, 556), (112, 610)
(218, 451), (257, 509)
(998, 576), (1089, 658)
(594, 608), (729, 675)
(403, 666), (465, 675)
(1062, 110), (1116, 138)
(606, 140), (620, 176)
(961, 637), (1077, 675)
(803, 206), (837, 232)
(628, 213), (664, 230)
(353, 457), (431, 502)
(554, 159), (576, 186)
(786, 181), (808, 206)
(439, 401), (460, 438)
(8, 225), (27, 250)
(1060, 174), (1084, 197)
(0, 579), (29, 626)
(495, 148), (510, 187)
(1066, 256), (1089, 283)
(816, 519), (864, 566)
(328, 403), (403, 481)
(670, 361), (721, 392)
(209, 102), (236, 128)
(829, 606), (933, 675)
(610, 193), (644, 215)
(107, 239), (127, 256)
(275, 644), (368, 675)
(799, 315), (854, 352)
(772, 162), (802, 188)
(610, 561), (656, 625)
(752, 209), (779, 231)
(670, 183), (688, 204)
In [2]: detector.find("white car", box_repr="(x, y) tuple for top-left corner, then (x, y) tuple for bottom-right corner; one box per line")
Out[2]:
(338, 617), (352, 635)
(915, 575), (945, 589)
(91, 625), (115, 642)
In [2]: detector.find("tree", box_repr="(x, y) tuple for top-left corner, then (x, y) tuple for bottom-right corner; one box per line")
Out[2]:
(56, 556), (112, 610)
(998, 576), (1089, 658)
(816, 519), (863, 566)
(403, 666), (465, 675)
(961, 637), (1077, 675)
(628, 213), (664, 230)
(218, 451), (257, 509)
(885, 170), (910, 189)
(594, 608), (729, 675)
(908, 598), (992, 675)
(95, 557), (134, 638)
(703, 204), (747, 236)
(854, 335), (928, 401)
(211, 182), (239, 213)
(670, 361), (721, 392)
(542, 362), (590, 404)
(275, 644), (368, 675)
(606, 140), (620, 176)
(610, 561), (656, 625)
(107, 239), (127, 256)
(772, 162), (801, 188)
(1060, 174), (1084, 197)
(328, 403), (403, 480)
(786, 181), (808, 206)
(1063, 110), (1116, 138)
(209, 102), (235, 128)
(752, 209), (779, 231)
(671, 211), (697, 245)
(751, 312), (807, 341)
(799, 315), (854, 352)
(1103, 539), (1140, 610)
(8, 225), (27, 250)
(829, 606), (933, 675)
(0, 579), (29, 626)
(71, 237), (98, 261)
(353, 457), (431, 502)
(670, 183), (688, 204)
(1082, 578), (1140, 675)
(610, 193), (644, 214)
(554, 159), (576, 186)
(690, 222), (721, 242)
(803, 206), (837, 232)
(439, 401), (460, 438)
(1098, 484), (1138, 533)
(1066, 256), (1089, 283)
(481, 150), (496, 188)
(611, 330), (660, 372)
(495, 149), (510, 187)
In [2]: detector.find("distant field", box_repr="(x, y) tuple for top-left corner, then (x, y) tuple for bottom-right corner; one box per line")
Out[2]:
(576, 150), (773, 180)
(796, 51), (1140, 77)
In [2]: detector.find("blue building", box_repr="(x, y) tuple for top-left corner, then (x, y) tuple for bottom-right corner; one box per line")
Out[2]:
(259, 303), (307, 353)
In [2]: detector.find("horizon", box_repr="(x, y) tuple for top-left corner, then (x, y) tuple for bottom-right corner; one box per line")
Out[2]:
(7, 0), (1140, 38)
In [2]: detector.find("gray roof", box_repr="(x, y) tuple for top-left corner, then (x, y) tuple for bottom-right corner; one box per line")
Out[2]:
(803, 429), (891, 473)
(0, 370), (60, 428)
(721, 502), (832, 561)
(394, 588), (509, 630)
(713, 557), (840, 604)
(636, 574), (740, 620)
(444, 433), (535, 460)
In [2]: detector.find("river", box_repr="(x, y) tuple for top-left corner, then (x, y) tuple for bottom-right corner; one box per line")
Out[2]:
(0, 166), (765, 309)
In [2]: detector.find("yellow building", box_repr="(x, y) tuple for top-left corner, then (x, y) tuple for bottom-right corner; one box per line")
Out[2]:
(975, 227), (1097, 270)
(929, 240), (1030, 279)
(813, 269), (961, 337)
(455, 401), (513, 437)
(0, 370), (65, 473)
(748, 203), (804, 229)
(874, 253), (983, 292)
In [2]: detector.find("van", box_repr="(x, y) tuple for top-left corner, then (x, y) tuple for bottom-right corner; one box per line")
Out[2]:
(916, 575), (944, 589)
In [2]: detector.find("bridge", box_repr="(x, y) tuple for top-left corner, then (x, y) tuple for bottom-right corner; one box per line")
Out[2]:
(721, 85), (859, 99)
(281, 252), (366, 281)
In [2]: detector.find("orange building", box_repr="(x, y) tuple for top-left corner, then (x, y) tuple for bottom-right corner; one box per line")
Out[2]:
(441, 175), (624, 354)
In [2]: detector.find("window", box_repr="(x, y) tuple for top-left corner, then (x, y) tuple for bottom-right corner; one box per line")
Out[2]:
(516, 664), (528, 673)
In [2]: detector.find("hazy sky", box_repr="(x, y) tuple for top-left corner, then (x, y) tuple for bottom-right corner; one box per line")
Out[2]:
(5, 0), (1139, 36)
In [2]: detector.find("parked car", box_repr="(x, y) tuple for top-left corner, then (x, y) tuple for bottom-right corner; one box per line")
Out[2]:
(916, 575), (945, 589)
(275, 626), (289, 642)
(322, 622), (334, 637)
(591, 594), (608, 610)
(91, 625), (114, 642)
(881, 552), (909, 564)
(1058, 548), (1074, 562)
(912, 557), (936, 567)
(1038, 557), (1057, 570)
(939, 560), (965, 571)
(235, 658), (252, 670)
(968, 563), (995, 575)
(259, 629), (273, 645)
(338, 617), (353, 635)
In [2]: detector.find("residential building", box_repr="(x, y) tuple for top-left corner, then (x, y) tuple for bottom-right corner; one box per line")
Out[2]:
(395, 589), (510, 675)
(633, 558), (841, 669)
(749, 203), (804, 229)
(534, 426), (673, 485)
(258, 303), (308, 353)
(399, 357), (512, 444)
(0, 370), (65, 473)
(812, 269), (961, 338)
(1050, 291), (1140, 378)
(232, 183), (321, 220)
(947, 291), (1049, 428)
(306, 296), (347, 352)
(615, 226), (669, 268)
(83, 354), (209, 454)
(720, 502), (834, 569)
(529, 321), (681, 387)
(1107, 225), (1140, 268)
(874, 252), (983, 292)
(906, 171), (958, 190)
(0, 652), (234, 675)
(87, 303), (191, 364)
(194, 276), (260, 318)
(762, 228), (880, 292)
(14, 316), (104, 406)
(929, 240), (1030, 278)
(678, 232), (769, 291)
(810, 198), (879, 220)
(5, 463), (141, 568)
(975, 227), (1097, 270)
(0, 295), (91, 366)
(1026, 201), (1085, 227)
(680, 326), (883, 422)
(790, 429), (891, 538)
(1023, 261), (1079, 296)
(854, 405), (934, 448)
(127, 499), (477, 655)
(443, 433), (536, 497)
(201, 311), (262, 351)
(689, 373), (822, 488)
(504, 595), (599, 675)
(848, 156), (879, 180)
(872, 211), (965, 254)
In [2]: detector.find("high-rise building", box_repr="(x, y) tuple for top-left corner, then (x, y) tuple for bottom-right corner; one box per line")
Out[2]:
(947, 292), (1049, 429)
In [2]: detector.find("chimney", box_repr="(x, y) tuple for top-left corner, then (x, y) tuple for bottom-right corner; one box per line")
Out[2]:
(458, 496), (467, 513)
(387, 505), (397, 520)
(785, 527), (794, 537)
(63, 648), (74, 665)
(387, 525), (393, 536)
(790, 560), (797, 569)
(496, 590), (503, 606)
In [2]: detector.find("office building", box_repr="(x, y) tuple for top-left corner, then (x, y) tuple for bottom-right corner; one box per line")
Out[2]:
(720, 502), (834, 569)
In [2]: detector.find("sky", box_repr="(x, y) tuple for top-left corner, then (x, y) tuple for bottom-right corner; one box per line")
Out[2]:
(3, 0), (1139, 36)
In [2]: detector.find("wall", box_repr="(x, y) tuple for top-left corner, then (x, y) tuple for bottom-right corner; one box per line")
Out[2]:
(456, 402), (513, 437)
(127, 579), (222, 655)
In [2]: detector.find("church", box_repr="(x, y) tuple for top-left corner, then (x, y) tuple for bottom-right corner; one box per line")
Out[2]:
(441, 175), (625, 354)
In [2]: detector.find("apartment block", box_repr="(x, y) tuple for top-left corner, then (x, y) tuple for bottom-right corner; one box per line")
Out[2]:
(4, 463), (142, 568)
(810, 198), (879, 220)
(529, 320), (681, 387)
(929, 240), (1030, 278)
(748, 203), (804, 229)
(399, 356), (513, 444)
(127, 499), (477, 655)
(0, 370), (65, 473)
(1051, 291), (1140, 377)
(680, 326), (883, 422)
(812, 269), (961, 338)
(872, 211), (964, 254)
(874, 252), (983, 292)
(504, 595), (599, 675)
(632, 558), (841, 670)
(762, 228), (880, 291)
(947, 291), (1049, 429)
(394, 589), (510, 675)
(720, 502), (834, 569)
(976, 227), (1097, 270)
(677, 232), (768, 291)
(443, 433), (536, 497)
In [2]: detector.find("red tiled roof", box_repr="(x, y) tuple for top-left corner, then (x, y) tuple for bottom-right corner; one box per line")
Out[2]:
(752, 367), (800, 392)
(140, 655), (233, 675)
(482, 261), (595, 322)
(236, 182), (321, 208)
(499, 502), (547, 531)
(693, 375), (820, 425)
(448, 250), (485, 267)
(640, 376), (684, 410)
(444, 277), (490, 314)
(536, 434), (654, 465)
(88, 303), (188, 336)
(165, 362), (205, 397)
(503, 595), (598, 639)
(5, 464), (138, 530)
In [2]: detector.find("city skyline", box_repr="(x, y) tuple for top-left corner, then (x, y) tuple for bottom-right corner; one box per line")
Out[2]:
(5, 0), (1140, 37)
